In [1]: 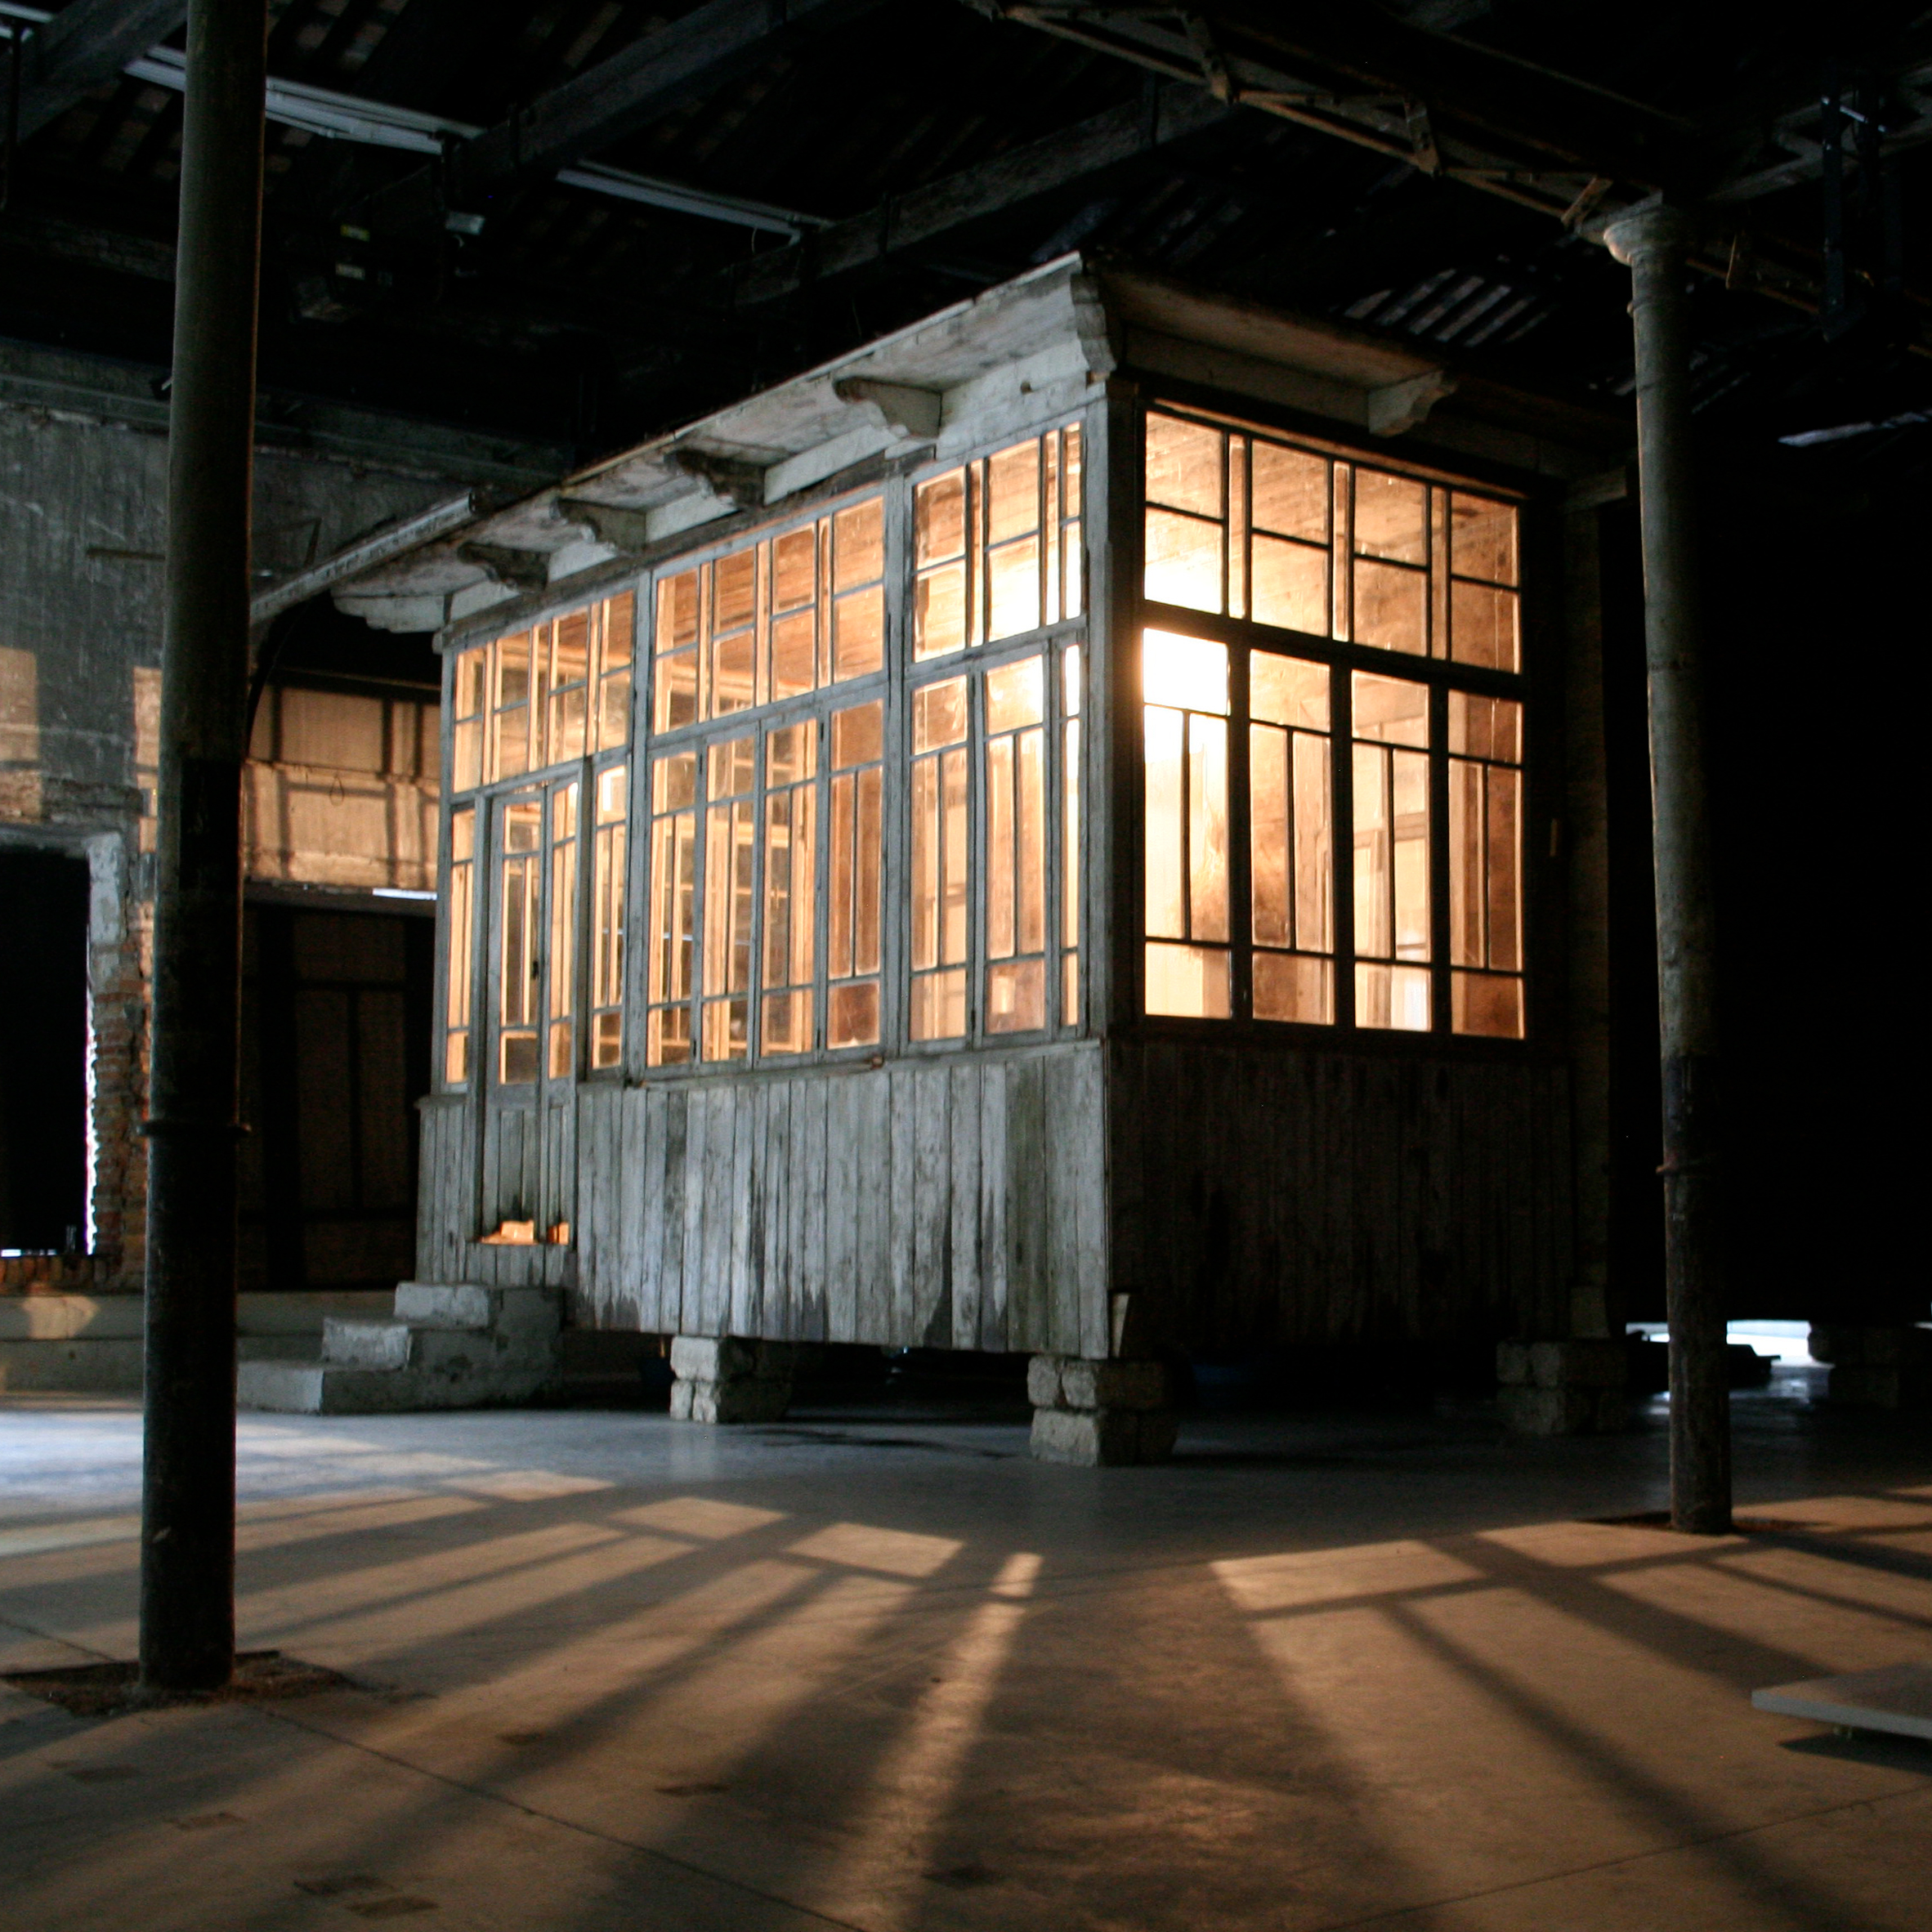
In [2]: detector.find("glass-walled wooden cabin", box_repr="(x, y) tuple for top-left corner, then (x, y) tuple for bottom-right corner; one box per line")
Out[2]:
(410, 261), (1596, 1365)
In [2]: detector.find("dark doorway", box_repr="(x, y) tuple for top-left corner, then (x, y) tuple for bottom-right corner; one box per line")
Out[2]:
(0, 849), (90, 1253)
(240, 902), (434, 1291)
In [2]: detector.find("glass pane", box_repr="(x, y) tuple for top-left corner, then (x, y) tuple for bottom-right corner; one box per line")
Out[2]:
(1354, 558), (1427, 655)
(910, 968), (967, 1042)
(1143, 630), (1228, 714)
(552, 610), (589, 689)
(986, 959), (1044, 1034)
(549, 830), (576, 1023)
(655, 650), (699, 732)
(1250, 724), (1290, 947)
(773, 526), (816, 609)
(1449, 758), (1483, 968)
(829, 980), (879, 1050)
(602, 591), (634, 669)
(454, 648), (486, 719)
(1188, 713), (1229, 943)
(1353, 744), (1391, 959)
(593, 1011), (622, 1070)
(1356, 962), (1431, 1032)
(832, 586), (883, 680)
(496, 633), (531, 707)
(833, 499), (883, 588)
(1447, 691), (1523, 763)
(503, 799), (540, 853)
(713, 548), (755, 635)
(915, 564), (968, 660)
(708, 735), (754, 799)
(453, 718), (481, 793)
(1250, 442), (1328, 540)
(501, 1031), (539, 1084)
(1294, 731), (1331, 954)
(1254, 951), (1332, 1024)
(656, 570), (700, 651)
(1453, 972), (1523, 1038)
(712, 633), (755, 718)
(1487, 763), (1522, 972)
(550, 682), (587, 764)
(914, 677), (968, 753)
(1392, 747), (1430, 961)
(1144, 941), (1230, 1018)
(653, 750), (696, 813)
(1017, 726), (1044, 955)
(548, 1020), (573, 1080)
(1144, 508), (1223, 612)
(597, 672), (629, 751)
(1251, 652), (1328, 730)
(1062, 642), (1081, 718)
(1063, 423), (1082, 517)
(915, 470), (967, 567)
(1451, 494), (1518, 585)
(833, 700), (883, 769)
(1451, 580), (1520, 672)
(771, 611), (816, 699)
(1353, 673), (1429, 747)
(445, 1031), (469, 1085)
(1143, 706), (1184, 941)
(987, 440), (1040, 544)
(987, 534), (1041, 641)
(986, 655), (1044, 732)
(986, 735), (1015, 959)
(763, 991), (811, 1056)
(1354, 470), (1428, 564)
(1145, 414), (1223, 517)
(1251, 535), (1327, 637)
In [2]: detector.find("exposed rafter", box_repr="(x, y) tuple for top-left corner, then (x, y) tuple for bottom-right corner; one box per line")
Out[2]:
(11, 0), (184, 141)
(362, 0), (888, 236)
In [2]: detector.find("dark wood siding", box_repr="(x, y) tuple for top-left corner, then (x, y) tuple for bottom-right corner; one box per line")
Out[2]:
(1107, 1038), (1574, 1348)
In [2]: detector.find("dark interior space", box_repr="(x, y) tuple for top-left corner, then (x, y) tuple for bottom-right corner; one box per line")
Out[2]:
(0, 847), (89, 1254)
(239, 902), (434, 1292)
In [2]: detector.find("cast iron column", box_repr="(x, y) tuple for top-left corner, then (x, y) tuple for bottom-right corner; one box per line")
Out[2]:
(139, 0), (268, 1693)
(1603, 205), (1730, 1534)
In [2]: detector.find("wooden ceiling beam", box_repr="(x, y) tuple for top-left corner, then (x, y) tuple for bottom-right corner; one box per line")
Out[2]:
(362, 0), (888, 236)
(16, 0), (187, 141)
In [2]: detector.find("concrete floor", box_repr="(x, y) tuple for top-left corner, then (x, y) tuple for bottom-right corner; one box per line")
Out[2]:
(2, 1373), (1929, 1930)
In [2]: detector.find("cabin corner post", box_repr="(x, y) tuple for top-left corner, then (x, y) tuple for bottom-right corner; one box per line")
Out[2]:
(1603, 204), (1730, 1535)
(140, 0), (269, 1693)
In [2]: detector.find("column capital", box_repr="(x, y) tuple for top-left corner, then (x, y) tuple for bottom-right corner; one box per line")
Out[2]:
(1603, 203), (1695, 268)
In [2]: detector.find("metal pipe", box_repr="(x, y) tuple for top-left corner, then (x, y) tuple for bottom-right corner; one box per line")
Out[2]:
(1603, 203), (1730, 1535)
(139, 0), (267, 1694)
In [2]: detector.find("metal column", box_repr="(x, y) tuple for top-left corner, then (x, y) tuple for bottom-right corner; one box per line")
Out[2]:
(139, 0), (268, 1693)
(1603, 205), (1730, 1535)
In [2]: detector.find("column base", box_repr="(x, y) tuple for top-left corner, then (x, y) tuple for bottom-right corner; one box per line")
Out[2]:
(1496, 1339), (1626, 1436)
(1028, 1356), (1176, 1465)
(668, 1336), (797, 1424)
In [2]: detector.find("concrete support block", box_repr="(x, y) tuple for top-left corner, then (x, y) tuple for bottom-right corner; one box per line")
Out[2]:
(669, 1335), (797, 1425)
(1497, 1338), (1627, 1435)
(1028, 1353), (1176, 1465)
(1811, 1327), (1932, 1409)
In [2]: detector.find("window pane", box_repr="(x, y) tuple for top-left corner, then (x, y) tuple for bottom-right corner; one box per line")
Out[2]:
(987, 534), (1041, 641)
(1487, 763), (1521, 971)
(1251, 652), (1328, 730)
(987, 440), (1040, 544)
(1143, 706), (1185, 941)
(986, 655), (1044, 732)
(454, 718), (481, 793)
(1354, 558), (1427, 655)
(832, 586), (883, 680)
(1453, 971), (1523, 1038)
(1354, 470), (1428, 564)
(1451, 493), (1518, 585)
(1145, 414), (1223, 517)
(1357, 962), (1431, 1032)
(1449, 758), (1483, 968)
(1143, 630), (1228, 714)
(1250, 724), (1290, 948)
(914, 677), (968, 753)
(1145, 941), (1230, 1017)
(1254, 951), (1332, 1024)
(1250, 442), (1328, 541)
(1451, 579), (1520, 672)
(1145, 508), (1222, 612)
(833, 499), (883, 588)
(1294, 731), (1332, 954)
(656, 570), (700, 650)
(773, 527), (816, 608)
(1251, 534), (1327, 636)
(1353, 673), (1429, 747)
(1189, 713), (1229, 944)
(771, 611), (816, 699)
(986, 959), (1044, 1034)
(1447, 691), (1523, 763)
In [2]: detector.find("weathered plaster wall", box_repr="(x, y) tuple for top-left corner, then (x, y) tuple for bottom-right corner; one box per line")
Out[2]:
(0, 360), (458, 1290)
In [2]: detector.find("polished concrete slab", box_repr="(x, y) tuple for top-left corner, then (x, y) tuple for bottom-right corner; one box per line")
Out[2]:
(2, 1377), (1929, 1930)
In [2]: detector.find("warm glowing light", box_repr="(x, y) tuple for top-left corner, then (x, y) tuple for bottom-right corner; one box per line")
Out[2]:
(1142, 629), (1228, 715)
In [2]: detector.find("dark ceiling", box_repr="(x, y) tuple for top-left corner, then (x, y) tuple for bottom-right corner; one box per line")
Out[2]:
(3, 0), (1930, 483)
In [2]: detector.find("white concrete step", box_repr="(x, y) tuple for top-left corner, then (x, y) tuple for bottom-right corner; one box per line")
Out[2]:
(238, 1352), (558, 1415)
(322, 1318), (414, 1369)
